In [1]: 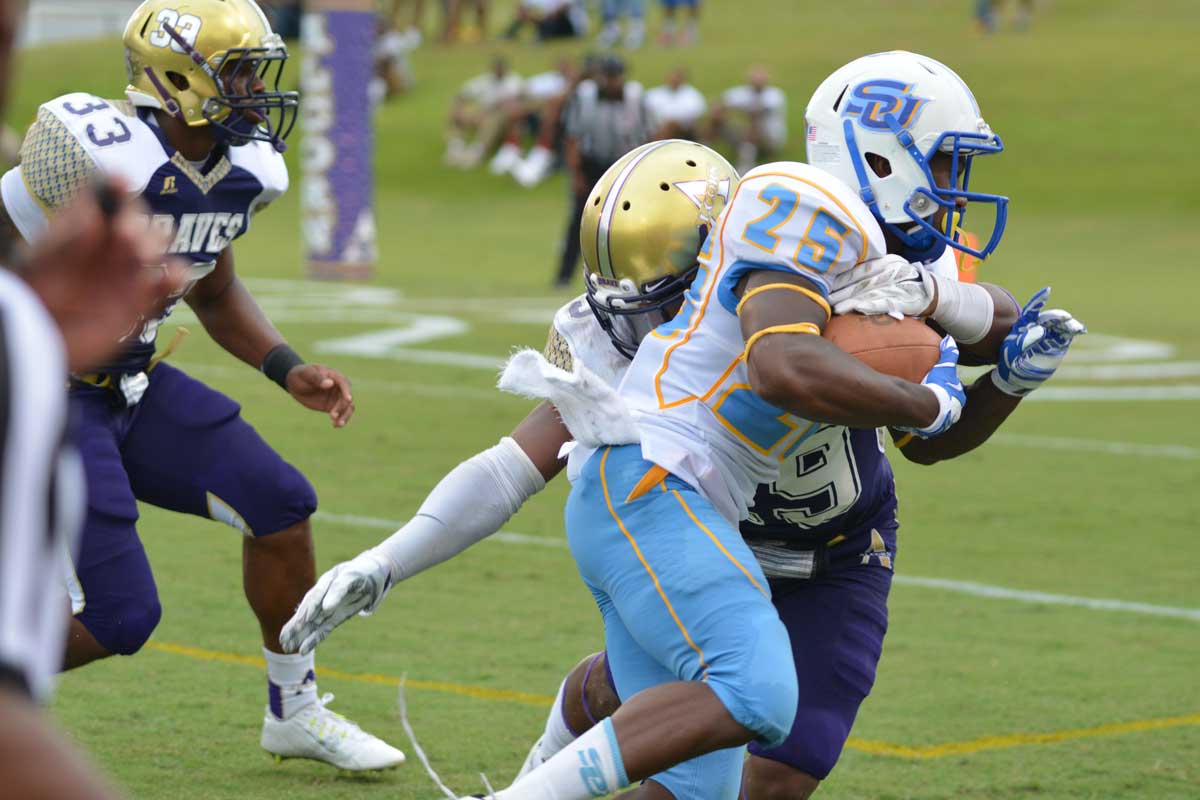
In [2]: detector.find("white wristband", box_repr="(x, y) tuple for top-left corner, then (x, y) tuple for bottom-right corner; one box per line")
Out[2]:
(373, 436), (546, 582)
(930, 274), (994, 345)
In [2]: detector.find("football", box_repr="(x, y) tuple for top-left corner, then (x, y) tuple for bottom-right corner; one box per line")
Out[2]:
(823, 313), (942, 383)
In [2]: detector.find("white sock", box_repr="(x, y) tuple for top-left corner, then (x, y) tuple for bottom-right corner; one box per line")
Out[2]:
(546, 677), (583, 752)
(497, 718), (628, 800)
(517, 678), (583, 780)
(264, 648), (318, 720)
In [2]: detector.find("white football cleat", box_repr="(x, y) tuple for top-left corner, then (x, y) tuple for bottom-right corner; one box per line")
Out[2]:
(513, 145), (554, 188)
(261, 693), (406, 772)
(489, 143), (522, 175)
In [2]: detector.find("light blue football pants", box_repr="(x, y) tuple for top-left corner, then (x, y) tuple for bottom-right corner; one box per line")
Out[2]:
(565, 445), (798, 799)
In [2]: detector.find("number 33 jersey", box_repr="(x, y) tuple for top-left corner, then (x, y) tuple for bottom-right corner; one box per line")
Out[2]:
(615, 161), (889, 524)
(0, 92), (287, 375)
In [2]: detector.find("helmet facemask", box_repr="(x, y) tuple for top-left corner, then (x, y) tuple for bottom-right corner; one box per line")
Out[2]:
(203, 40), (298, 150)
(849, 113), (1008, 262)
(585, 257), (699, 360)
(843, 114), (1008, 263)
(154, 22), (298, 151)
(806, 53), (1009, 264)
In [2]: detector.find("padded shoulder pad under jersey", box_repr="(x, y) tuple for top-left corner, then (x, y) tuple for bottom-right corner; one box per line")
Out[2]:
(713, 161), (888, 309)
(227, 137), (289, 216)
(21, 93), (165, 209)
(543, 324), (574, 372)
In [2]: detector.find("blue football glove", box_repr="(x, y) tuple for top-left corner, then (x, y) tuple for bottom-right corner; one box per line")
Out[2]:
(898, 334), (966, 438)
(992, 287), (1087, 397)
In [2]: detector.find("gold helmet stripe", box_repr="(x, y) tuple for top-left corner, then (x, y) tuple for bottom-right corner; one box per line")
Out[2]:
(595, 140), (673, 280)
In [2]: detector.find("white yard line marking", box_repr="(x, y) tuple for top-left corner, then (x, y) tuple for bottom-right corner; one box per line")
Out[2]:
(891, 576), (1200, 622)
(312, 512), (1200, 622)
(170, 361), (515, 401)
(1056, 361), (1200, 380)
(1024, 385), (1200, 401)
(313, 346), (505, 371)
(992, 434), (1200, 460)
(313, 512), (566, 548)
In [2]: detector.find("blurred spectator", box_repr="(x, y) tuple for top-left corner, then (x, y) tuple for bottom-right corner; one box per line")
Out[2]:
(372, 20), (420, 105)
(658, 0), (699, 46)
(707, 65), (786, 173)
(976, 0), (1034, 32)
(489, 57), (580, 177)
(512, 52), (601, 187)
(259, 0), (302, 39)
(556, 55), (651, 286)
(598, 0), (645, 49)
(445, 57), (524, 169)
(503, 0), (589, 42)
(443, 0), (489, 42)
(380, 0), (426, 38)
(645, 67), (706, 140)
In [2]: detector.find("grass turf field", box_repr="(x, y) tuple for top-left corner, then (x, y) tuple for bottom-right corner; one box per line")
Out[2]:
(8, 0), (1199, 797)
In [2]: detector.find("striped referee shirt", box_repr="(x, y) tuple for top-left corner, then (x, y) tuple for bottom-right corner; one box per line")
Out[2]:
(0, 268), (83, 701)
(565, 80), (651, 167)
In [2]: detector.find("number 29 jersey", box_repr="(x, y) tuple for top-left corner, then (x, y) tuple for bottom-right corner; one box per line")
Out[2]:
(615, 162), (889, 524)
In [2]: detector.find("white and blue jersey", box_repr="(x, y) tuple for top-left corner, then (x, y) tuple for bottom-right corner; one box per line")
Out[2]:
(582, 162), (890, 524)
(547, 294), (899, 583)
(0, 91), (287, 376)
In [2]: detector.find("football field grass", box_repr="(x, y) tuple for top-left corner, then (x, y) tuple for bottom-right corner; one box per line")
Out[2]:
(9, 0), (1199, 797)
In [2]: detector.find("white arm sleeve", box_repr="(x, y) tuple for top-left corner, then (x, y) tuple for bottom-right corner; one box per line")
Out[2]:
(371, 436), (546, 582)
(929, 273), (995, 345)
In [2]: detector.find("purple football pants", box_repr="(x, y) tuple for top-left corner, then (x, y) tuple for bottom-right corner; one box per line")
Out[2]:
(69, 363), (317, 655)
(747, 535), (894, 780)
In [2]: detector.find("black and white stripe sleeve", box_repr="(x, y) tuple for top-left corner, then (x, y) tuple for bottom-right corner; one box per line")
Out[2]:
(0, 269), (78, 701)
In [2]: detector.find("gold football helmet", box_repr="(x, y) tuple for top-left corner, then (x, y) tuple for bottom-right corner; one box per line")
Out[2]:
(582, 139), (737, 358)
(123, 0), (298, 150)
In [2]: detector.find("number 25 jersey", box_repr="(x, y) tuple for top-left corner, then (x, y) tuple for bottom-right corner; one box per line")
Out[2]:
(615, 162), (889, 524)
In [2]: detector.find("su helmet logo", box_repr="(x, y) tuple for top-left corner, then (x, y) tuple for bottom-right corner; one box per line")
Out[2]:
(841, 79), (929, 131)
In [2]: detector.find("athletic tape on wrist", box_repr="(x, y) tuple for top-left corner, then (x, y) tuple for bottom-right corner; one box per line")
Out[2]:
(931, 275), (994, 345)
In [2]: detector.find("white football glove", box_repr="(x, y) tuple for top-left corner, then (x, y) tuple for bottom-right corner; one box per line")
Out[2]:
(279, 549), (394, 656)
(829, 254), (936, 318)
(992, 287), (1087, 396)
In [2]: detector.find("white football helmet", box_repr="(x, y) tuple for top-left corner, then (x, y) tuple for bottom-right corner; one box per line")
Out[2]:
(805, 51), (1007, 262)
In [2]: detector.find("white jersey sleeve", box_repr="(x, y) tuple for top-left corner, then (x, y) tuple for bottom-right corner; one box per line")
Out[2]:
(715, 161), (887, 302)
(0, 93), (164, 241)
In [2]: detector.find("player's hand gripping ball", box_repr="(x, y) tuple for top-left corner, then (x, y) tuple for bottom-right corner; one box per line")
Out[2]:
(823, 312), (942, 383)
(828, 254), (936, 318)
